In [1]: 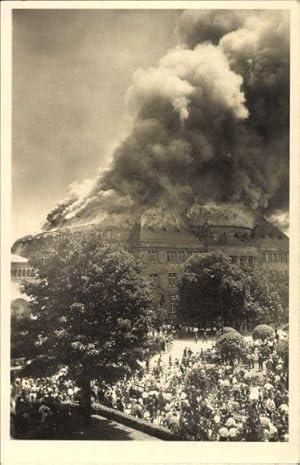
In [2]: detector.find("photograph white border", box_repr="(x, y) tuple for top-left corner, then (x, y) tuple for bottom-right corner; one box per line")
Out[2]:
(1, 2), (299, 464)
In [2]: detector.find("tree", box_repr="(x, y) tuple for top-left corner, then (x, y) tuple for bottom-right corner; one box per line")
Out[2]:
(11, 315), (36, 361)
(21, 228), (156, 420)
(266, 271), (288, 317)
(177, 252), (244, 327)
(243, 268), (284, 327)
(177, 252), (283, 328)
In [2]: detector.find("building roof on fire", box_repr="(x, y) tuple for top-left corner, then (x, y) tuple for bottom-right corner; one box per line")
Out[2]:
(128, 223), (202, 247)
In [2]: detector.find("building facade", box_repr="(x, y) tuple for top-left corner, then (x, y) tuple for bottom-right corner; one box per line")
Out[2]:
(127, 222), (289, 316)
(12, 219), (289, 316)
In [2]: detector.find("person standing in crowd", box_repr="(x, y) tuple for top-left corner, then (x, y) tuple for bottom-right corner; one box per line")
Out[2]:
(258, 351), (264, 372)
(253, 347), (259, 369)
(194, 330), (198, 344)
(203, 330), (208, 343)
(250, 351), (255, 369)
(145, 358), (150, 372)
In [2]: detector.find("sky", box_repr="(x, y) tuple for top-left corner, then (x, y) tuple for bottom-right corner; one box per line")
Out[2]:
(12, 9), (290, 241)
(12, 9), (181, 241)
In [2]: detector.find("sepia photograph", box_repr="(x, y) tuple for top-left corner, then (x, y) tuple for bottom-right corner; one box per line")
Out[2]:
(1, 1), (299, 460)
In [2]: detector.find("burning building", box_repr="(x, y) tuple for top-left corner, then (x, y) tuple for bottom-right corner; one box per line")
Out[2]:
(12, 206), (289, 316)
(12, 10), (289, 315)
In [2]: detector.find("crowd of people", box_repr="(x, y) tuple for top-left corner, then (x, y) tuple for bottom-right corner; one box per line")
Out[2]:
(10, 369), (79, 437)
(91, 334), (288, 441)
(10, 331), (288, 441)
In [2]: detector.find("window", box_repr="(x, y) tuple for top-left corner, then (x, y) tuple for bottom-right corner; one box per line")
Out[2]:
(231, 256), (238, 264)
(149, 273), (159, 287)
(261, 253), (267, 263)
(177, 250), (186, 263)
(168, 273), (177, 286)
(240, 256), (247, 265)
(148, 250), (159, 263)
(268, 253), (273, 263)
(167, 250), (188, 263)
(248, 256), (254, 266)
(167, 250), (177, 263)
(170, 295), (177, 314)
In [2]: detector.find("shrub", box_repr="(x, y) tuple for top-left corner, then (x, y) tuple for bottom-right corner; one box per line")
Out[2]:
(276, 339), (288, 366)
(252, 324), (274, 341)
(221, 327), (239, 335)
(216, 332), (246, 362)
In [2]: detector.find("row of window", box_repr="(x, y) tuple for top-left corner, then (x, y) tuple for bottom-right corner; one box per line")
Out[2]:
(261, 252), (288, 263)
(149, 273), (178, 287)
(149, 267), (288, 288)
(230, 256), (257, 265)
(167, 250), (193, 263)
(11, 268), (34, 278)
(148, 250), (288, 265)
(149, 249), (203, 264)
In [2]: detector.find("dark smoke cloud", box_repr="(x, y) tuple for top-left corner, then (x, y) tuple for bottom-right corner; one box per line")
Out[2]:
(177, 10), (248, 47)
(43, 10), (289, 232)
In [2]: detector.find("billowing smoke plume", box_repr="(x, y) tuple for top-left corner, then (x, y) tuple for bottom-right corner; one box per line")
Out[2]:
(42, 10), (289, 232)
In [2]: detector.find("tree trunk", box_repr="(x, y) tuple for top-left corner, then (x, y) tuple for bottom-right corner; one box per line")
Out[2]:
(79, 366), (92, 425)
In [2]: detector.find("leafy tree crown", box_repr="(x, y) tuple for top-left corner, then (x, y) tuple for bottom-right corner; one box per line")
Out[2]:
(22, 228), (156, 382)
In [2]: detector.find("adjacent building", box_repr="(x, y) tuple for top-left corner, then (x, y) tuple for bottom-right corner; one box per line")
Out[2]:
(11, 254), (33, 319)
